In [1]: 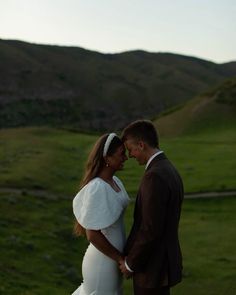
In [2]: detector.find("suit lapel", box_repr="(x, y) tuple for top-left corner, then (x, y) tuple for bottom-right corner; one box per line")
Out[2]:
(126, 153), (167, 251)
(135, 153), (167, 205)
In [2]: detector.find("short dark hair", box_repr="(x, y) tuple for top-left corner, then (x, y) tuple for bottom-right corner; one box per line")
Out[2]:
(121, 120), (159, 148)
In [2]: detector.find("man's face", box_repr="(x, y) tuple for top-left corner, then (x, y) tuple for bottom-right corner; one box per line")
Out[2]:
(124, 138), (146, 165)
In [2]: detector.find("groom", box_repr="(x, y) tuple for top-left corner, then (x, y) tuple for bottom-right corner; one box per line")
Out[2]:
(119, 120), (184, 295)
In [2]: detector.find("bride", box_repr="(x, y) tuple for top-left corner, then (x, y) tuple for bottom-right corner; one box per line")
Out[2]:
(72, 133), (130, 295)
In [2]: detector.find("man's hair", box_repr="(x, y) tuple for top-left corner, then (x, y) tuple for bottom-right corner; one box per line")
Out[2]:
(121, 120), (159, 148)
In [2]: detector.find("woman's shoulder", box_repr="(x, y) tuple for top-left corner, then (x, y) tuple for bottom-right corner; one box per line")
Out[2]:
(73, 177), (105, 201)
(83, 177), (105, 190)
(73, 177), (124, 230)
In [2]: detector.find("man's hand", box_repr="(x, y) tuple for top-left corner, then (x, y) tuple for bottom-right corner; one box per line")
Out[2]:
(119, 258), (133, 279)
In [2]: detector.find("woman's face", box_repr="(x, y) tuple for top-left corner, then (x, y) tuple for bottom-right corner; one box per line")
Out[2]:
(107, 144), (128, 171)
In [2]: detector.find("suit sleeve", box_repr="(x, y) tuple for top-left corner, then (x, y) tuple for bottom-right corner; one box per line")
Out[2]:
(126, 172), (169, 271)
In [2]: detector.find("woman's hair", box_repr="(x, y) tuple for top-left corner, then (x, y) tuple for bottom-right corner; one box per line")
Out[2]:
(121, 119), (159, 148)
(74, 134), (123, 236)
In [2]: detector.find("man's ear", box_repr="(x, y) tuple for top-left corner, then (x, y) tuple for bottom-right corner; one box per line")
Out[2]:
(138, 140), (145, 151)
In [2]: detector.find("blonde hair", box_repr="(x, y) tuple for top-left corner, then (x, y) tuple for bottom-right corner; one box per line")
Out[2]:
(74, 134), (123, 236)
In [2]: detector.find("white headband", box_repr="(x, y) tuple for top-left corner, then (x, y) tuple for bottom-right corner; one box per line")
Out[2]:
(103, 133), (117, 157)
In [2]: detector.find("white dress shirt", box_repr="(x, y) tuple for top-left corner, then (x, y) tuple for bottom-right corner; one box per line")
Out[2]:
(145, 150), (163, 170)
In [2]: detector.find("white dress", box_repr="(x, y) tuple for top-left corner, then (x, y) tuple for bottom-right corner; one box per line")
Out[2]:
(72, 176), (130, 295)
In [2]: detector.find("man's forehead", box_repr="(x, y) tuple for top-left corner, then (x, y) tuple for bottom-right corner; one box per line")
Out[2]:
(125, 138), (138, 146)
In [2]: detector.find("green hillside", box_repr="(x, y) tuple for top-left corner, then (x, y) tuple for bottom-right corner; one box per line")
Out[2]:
(1, 77), (236, 294)
(1, 78), (236, 195)
(1, 120), (236, 294)
(0, 126), (236, 294)
(0, 123), (235, 196)
(1, 39), (236, 131)
(154, 77), (236, 137)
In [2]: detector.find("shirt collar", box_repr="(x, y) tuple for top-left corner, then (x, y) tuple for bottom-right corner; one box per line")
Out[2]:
(145, 150), (164, 170)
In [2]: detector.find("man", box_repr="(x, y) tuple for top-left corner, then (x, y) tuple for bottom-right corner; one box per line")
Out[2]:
(119, 120), (184, 295)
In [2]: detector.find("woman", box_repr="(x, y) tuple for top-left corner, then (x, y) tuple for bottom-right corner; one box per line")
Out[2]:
(72, 133), (129, 295)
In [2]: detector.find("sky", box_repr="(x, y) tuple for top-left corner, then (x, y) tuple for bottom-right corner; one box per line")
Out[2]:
(0, 0), (235, 63)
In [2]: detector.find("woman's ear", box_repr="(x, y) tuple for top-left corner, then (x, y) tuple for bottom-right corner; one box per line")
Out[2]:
(103, 156), (108, 166)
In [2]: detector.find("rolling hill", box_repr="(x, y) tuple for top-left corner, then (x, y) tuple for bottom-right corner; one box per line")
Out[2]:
(0, 39), (236, 131)
(0, 76), (236, 294)
(1, 75), (236, 197)
(154, 77), (236, 137)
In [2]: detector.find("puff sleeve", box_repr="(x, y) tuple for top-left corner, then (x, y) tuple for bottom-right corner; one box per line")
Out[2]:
(73, 178), (123, 230)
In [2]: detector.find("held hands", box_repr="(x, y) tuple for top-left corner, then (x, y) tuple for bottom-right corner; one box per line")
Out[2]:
(118, 258), (133, 279)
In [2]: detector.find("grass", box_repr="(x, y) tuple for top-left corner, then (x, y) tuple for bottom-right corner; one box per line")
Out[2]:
(0, 191), (236, 295)
(0, 126), (236, 294)
(0, 127), (96, 195)
(0, 127), (235, 196)
(160, 132), (236, 193)
(0, 191), (84, 295)
(173, 197), (236, 295)
(124, 197), (236, 295)
(154, 78), (236, 139)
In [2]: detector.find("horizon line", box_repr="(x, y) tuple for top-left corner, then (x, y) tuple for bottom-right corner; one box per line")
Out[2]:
(0, 37), (235, 65)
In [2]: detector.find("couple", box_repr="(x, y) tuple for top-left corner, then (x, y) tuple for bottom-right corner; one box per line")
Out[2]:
(72, 120), (184, 295)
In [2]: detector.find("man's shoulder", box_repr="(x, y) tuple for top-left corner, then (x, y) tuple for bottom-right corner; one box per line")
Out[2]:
(142, 169), (161, 185)
(143, 158), (177, 183)
(145, 159), (169, 176)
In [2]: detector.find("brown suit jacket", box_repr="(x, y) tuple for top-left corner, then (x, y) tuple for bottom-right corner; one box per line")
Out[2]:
(124, 153), (184, 288)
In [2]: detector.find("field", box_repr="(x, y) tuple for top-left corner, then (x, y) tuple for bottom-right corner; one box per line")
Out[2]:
(0, 126), (236, 294)
(1, 191), (236, 295)
(0, 126), (235, 195)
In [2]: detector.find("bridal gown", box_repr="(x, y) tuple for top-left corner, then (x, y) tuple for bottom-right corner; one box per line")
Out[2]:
(72, 176), (129, 295)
